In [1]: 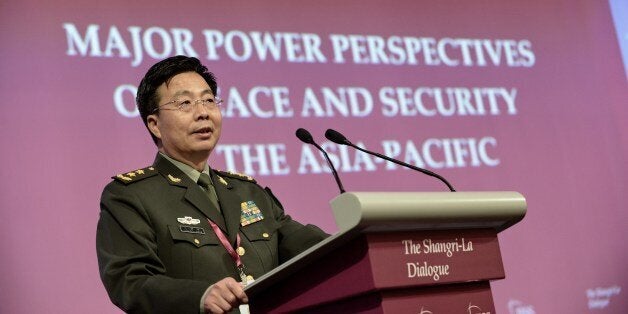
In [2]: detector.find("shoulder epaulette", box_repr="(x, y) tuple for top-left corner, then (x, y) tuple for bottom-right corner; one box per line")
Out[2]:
(112, 166), (158, 185)
(216, 170), (257, 183)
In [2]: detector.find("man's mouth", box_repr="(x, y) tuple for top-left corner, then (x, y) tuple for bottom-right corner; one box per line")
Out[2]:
(193, 127), (213, 135)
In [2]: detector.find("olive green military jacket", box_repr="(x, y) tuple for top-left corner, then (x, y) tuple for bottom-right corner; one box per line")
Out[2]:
(97, 154), (327, 314)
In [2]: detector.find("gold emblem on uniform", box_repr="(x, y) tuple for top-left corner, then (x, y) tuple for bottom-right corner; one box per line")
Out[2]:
(113, 166), (157, 184)
(262, 233), (269, 238)
(177, 216), (201, 225)
(116, 174), (132, 181)
(236, 246), (246, 256)
(168, 174), (181, 183)
(228, 170), (254, 181)
(217, 175), (228, 186)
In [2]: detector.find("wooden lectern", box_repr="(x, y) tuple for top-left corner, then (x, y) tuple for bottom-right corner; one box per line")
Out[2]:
(246, 192), (526, 313)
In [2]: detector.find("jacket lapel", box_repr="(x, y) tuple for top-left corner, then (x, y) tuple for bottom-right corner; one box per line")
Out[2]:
(153, 154), (227, 231)
(210, 170), (242, 245)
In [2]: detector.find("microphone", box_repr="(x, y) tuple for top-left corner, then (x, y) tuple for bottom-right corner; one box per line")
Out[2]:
(325, 129), (456, 192)
(296, 128), (346, 194)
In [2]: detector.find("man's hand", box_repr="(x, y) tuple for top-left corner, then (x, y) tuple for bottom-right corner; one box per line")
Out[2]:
(203, 277), (248, 314)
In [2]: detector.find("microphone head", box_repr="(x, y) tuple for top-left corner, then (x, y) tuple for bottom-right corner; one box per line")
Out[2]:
(296, 128), (315, 144)
(325, 129), (350, 145)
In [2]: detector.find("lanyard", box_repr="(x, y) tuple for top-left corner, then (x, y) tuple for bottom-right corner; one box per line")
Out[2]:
(207, 219), (248, 283)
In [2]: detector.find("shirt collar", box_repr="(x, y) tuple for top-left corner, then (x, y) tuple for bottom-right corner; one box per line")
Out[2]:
(159, 152), (211, 184)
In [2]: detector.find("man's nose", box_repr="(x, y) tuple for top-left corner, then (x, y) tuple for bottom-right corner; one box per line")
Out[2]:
(193, 101), (211, 119)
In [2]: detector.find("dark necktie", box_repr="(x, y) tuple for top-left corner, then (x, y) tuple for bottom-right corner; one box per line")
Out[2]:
(197, 173), (221, 212)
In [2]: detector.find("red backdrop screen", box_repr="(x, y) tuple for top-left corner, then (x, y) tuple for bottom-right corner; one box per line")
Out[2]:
(0, 1), (626, 313)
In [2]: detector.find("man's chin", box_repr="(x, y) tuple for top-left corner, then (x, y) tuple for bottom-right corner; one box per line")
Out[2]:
(191, 143), (216, 155)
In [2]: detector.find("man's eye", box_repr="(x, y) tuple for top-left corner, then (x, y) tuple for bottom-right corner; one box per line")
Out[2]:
(179, 100), (192, 107)
(204, 98), (215, 103)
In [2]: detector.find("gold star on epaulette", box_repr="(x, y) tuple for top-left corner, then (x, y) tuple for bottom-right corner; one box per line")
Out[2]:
(112, 166), (157, 185)
(116, 174), (132, 181)
(218, 170), (256, 183)
(229, 171), (253, 181)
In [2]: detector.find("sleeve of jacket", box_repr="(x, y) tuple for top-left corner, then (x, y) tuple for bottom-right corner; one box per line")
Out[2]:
(96, 181), (210, 314)
(263, 187), (329, 262)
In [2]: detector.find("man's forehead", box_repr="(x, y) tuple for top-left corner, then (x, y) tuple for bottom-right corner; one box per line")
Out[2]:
(162, 72), (208, 87)
(157, 72), (213, 97)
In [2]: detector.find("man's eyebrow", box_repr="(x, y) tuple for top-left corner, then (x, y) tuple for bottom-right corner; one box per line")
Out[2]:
(172, 89), (213, 97)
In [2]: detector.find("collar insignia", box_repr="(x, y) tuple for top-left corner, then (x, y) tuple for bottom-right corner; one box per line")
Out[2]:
(168, 174), (182, 183)
(217, 175), (228, 186)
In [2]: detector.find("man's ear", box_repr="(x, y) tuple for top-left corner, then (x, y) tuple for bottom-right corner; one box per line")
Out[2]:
(147, 114), (162, 140)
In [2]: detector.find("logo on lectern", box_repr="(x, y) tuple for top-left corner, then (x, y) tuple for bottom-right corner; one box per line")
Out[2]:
(418, 307), (433, 314)
(467, 303), (490, 314)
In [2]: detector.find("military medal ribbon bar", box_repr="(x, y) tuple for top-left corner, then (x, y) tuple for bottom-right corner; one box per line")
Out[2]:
(240, 201), (264, 226)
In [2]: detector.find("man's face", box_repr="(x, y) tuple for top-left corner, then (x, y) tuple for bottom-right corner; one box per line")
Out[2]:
(147, 72), (222, 166)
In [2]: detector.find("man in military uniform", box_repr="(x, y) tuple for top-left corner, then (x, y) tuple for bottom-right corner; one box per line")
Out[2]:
(97, 56), (328, 314)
